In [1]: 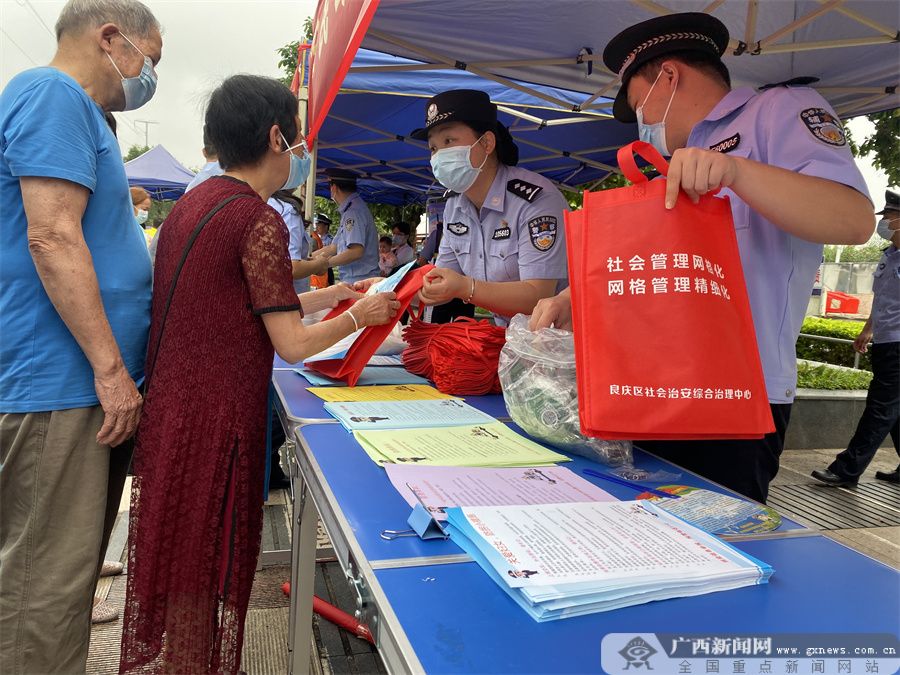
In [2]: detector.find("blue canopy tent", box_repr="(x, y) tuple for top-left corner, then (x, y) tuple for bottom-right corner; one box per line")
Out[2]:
(309, 49), (633, 206)
(359, 0), (899, 118)
(124, 145), (195, 200)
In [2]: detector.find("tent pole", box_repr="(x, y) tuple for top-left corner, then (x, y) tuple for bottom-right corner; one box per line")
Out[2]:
(756, 1), (845, 50)
(823, 1), (899, 38)
(744, 0), (759, 47)
(759, 35), (898, 54)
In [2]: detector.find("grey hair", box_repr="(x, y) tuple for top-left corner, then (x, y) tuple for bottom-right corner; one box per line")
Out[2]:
(55, 0), (159, 41)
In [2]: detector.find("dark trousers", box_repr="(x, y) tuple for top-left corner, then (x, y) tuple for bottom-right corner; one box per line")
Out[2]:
(637, 403), (792, 504)
(829, 341), (900, 479)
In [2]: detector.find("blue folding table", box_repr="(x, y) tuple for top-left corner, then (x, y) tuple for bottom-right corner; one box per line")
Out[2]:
(274, 375), (900, 674)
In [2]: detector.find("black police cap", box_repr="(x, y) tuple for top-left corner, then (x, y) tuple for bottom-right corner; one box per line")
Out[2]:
(315, 212), (332, 225)
(603, 12), (730, 123)
(876, 189), (900, 215)
(410, 89), (497, 140)
(323, 168), (359, 182)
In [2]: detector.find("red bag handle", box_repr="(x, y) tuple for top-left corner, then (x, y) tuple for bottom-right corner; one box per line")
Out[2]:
(617, 141), (669, 184)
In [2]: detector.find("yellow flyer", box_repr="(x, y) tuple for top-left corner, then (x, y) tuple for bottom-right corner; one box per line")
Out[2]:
(307, 384), (460, 402)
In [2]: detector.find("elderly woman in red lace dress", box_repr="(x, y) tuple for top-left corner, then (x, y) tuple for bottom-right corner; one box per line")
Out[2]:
(119, 75), (399, 674)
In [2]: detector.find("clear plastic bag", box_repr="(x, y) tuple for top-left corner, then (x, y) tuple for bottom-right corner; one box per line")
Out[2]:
(498, 314), (633, 467)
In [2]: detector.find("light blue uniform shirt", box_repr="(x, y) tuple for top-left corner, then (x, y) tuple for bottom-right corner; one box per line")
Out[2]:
(871, 245), (900, 344)
(0, 68), (152, 412)
(268, 198), (310, 294)
(185, 160), (222, 192)
(333, 192), (379, 284)
(687, 86), (870, 403)
(437, 164), (569, 324)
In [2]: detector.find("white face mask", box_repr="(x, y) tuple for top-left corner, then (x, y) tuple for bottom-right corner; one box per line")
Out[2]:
(135, 209), (149, 225)
(636, 70), (677, 157)
(430, 133), (488, 193)
(876, 217), (898, 241)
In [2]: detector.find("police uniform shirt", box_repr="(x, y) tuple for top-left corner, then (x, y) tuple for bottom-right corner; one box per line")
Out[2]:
(872, 245), (900, 344)
(436, 164), (569, 323)
(687, 86), (870, 403)
(332, 192), (380, 284)
(268, 197), (310, 294)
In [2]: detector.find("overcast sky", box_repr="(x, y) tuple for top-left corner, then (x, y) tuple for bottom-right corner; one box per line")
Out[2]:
(0, 0), (890, 211)
(0, 0), (316, 170)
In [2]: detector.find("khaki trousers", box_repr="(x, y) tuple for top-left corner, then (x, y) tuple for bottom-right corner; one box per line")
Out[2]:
(0, 406), (132, 674)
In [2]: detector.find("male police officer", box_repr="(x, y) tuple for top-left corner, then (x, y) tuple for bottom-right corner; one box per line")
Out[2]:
(813, 190), (900, 487)
(313, 168), (380, 284)
(531, 13), (872, 502)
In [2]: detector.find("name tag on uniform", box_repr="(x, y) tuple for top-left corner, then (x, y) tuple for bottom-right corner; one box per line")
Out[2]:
(492, 226), (511, 240)
(709, 133), (741, 154)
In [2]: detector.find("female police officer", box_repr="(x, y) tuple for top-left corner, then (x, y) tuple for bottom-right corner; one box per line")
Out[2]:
(413, 89), (568, 325)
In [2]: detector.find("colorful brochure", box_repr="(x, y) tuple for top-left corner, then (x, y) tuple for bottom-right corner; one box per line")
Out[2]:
(324, 399), (495, 431)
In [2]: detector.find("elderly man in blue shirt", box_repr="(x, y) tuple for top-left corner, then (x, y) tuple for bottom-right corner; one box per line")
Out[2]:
(531, 13), (872, 503)
(0, 0), (161, 670)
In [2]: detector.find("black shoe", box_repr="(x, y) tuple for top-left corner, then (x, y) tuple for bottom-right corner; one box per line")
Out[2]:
(874, 468), (900, 484)
(811, 469), (858, 487)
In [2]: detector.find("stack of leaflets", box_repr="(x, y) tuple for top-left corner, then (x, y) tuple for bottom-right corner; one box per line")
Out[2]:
(354, 422), (570, 467)
(324, 399), (495, 431)
(446, 501), (774, 621)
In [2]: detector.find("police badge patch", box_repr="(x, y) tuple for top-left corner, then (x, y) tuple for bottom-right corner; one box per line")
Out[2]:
(344, 218), (354, 232)
(527, 216), (557, 251)
(507, 179), (543, 203)
(709, 133), (741, 154)
(447, 222), (469, 236)
(800, 108), (846, 147)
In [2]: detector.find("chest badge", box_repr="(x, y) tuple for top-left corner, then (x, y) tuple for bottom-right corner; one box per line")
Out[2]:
(492, 225), (512, 240)
(709, 133), (741, 154)
(447, 222), (469, 236)
(344, 218), (354, 232)
(800, 108), (846, 147)
(528, 215), (558, 251)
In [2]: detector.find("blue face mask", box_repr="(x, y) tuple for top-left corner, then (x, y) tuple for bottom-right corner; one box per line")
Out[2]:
(876, 217), (898, 241)
(107, 33), (157, 112)
(636, 70), (677, 157)
(279, 131), (312, 190)
(430, 133), (487, 193)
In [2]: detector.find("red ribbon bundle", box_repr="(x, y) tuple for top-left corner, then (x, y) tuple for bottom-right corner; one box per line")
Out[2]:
(402, 317), (507, 395)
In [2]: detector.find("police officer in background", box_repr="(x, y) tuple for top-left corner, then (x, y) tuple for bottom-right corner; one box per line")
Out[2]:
(312, 168), (380, 284)
(413, 89), (568, 325)
(531, 13), (873, 503)
(813, 190), (900, 487)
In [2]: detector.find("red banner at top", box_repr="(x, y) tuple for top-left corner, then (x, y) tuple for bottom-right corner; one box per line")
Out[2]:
(307, 0), (380, 146)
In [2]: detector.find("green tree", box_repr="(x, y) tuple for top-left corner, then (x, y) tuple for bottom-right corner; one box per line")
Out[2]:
(823, 242), (887, 263)
(275, 17), (314, 88)
(123, 144), (150, 162)
(845, 109), (899, 187)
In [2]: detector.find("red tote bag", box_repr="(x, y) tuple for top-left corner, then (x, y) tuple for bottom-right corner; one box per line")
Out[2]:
(304, 265), (433, 386)
(567, 141), (773, 440)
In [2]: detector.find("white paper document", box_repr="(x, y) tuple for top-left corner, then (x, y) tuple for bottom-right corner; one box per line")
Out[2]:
(384, 465), (616, 520)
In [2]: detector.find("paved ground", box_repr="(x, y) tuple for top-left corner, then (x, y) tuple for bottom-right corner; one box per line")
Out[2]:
(86, 445), (899, 674)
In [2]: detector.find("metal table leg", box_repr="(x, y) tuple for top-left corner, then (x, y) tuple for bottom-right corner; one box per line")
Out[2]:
(287, 474), (319, 675)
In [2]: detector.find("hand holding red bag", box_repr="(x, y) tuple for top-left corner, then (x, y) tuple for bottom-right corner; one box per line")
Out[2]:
(304, 265), (433, 386)
(567, 142), (773, 440)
